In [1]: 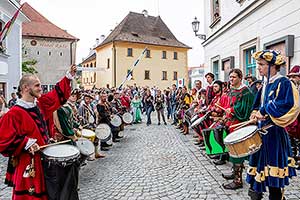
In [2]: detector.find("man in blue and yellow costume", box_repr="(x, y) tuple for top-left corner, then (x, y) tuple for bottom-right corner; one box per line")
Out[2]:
(246, 50), (300, 200)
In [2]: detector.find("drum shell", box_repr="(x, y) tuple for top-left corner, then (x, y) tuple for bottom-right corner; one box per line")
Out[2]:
(202, 126), (228, 155)
(224, 129), (262, 158)
(42, 144), (80, 167)
(122, 112), (133, 124)
(81, 129), (96, 142)
(111, 114), (122, 127)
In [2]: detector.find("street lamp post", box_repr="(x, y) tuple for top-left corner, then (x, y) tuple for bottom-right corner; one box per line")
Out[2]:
(192, 17), (206, 40)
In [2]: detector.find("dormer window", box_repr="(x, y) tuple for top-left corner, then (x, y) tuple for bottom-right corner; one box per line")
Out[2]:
(131, 32), (139, 37)
(160, 36), (167, 40)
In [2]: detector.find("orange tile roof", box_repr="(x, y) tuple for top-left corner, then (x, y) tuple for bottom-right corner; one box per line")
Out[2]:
(22, 2), (78, 40)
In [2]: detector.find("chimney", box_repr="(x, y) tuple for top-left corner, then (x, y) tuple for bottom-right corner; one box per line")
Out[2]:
(96, 38), (99, 45)
(142, 10), (148, 17)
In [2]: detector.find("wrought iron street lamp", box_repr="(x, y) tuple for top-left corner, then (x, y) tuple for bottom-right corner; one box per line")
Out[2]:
(192, 17), (206, 40)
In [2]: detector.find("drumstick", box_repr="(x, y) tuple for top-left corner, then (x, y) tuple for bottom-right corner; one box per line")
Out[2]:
(39, 139), (72, 149)
(215, 104), (232, 115)
(231, 119), (256, 130)
(229, 120), (252, 129)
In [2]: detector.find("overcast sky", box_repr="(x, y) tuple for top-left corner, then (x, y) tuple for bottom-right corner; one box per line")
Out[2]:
(22, 0), (205, 67)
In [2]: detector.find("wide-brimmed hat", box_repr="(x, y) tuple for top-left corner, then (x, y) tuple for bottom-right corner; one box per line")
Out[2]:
(287, 65), (300, 77)
(252, 50), (286, 66)
(83, 93), (94, 99)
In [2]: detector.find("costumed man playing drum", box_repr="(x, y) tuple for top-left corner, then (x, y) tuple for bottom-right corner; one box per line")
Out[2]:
(246, 50), (299, 200)
(222, 68), (254, 190)
(0, 65), (76, 200)
(78, 93), (103, 159)
(49, 89), (84, 200)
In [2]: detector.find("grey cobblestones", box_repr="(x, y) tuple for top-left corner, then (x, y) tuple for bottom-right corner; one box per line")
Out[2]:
(1, 115), (300, 199)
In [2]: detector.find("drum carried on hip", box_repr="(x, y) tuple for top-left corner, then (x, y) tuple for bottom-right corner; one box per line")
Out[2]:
(202, 126), (228, 155)
(191, 112), (210, 128)
(79, 129), (96, 142)
(42, 144), (80, 167)
(111, 114), (122, 127)
(224, 125), (262, 158)
(95, 123), (112, 142)
(122, 112), (133, 124)
(75, 138), (94, 158)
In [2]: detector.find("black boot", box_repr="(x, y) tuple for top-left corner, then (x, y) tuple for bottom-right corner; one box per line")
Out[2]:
(248, 188), (263, 200)
(223, 164), (243, 190)
(269, 187), (283, 200)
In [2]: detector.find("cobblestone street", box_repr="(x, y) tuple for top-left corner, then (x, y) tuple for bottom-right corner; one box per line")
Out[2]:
(1, 115), (300, 200)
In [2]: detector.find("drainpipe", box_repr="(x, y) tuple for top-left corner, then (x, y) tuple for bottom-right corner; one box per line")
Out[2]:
(70, 40), (75, 65)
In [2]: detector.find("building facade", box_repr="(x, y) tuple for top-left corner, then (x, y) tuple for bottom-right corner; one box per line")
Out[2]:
(0, 0), (27, 100)
(94, 11), (190, 89)
(22, 3), (78, 92)
(188, 65), (205, 88)
(81, 52), (96, 89)
(203, 0), (300, 81)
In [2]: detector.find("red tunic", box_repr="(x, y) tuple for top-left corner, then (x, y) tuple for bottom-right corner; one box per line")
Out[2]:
(0, 77), (71, 200)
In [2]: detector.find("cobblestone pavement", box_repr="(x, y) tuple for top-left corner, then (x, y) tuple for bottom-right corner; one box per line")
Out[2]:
(1, 114), (300, 199)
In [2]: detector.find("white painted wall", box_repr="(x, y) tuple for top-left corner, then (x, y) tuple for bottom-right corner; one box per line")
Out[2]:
(203, 0), (300, 80)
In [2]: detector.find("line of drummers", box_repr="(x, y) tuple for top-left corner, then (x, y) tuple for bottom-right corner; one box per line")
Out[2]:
(42, 88), (135, 199)
(171, 67), (300, 193)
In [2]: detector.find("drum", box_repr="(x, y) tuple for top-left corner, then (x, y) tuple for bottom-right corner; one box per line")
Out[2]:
(191, 112), (209, 128)
(81, 129), (96, 142)
(76, 138), (94, 157)
(95, 123), (112, 142)
(202, 126), (228, 155)
(190, 114), (199, 124)
(42, 144), (80, 167)
(111, 114), (122, 127)
(122, 112), (133, 124)
(224, 125), (262, 158)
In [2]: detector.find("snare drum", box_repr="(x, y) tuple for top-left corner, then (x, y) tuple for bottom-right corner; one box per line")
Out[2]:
(42, 144), (80, 167)
(122, 112), (133, 124)
(202, 126), (228, 155)
(111, 114), (122, 127)
(191, 112), (209, 128)
(76, 138), (94, 157)
(224, 125), (262, 158)
(81, 129), (96, 142)
(95, 123), (112, 142)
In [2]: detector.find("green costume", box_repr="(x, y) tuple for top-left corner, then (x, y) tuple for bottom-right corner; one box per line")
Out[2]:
(131, 98), (142, 123)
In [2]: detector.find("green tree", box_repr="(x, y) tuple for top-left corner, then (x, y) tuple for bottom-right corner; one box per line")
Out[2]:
(22, 60), (38, 74)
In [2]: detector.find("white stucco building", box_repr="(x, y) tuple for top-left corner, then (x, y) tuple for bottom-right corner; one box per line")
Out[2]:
(0, 0), (28, 100)
(202, 0), (300, 81)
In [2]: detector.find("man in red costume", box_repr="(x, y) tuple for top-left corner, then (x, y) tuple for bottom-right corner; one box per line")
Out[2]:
(0, 65), (76, 200)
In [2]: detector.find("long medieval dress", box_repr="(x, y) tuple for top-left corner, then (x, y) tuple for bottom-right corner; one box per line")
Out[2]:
(0, 76), (71, 200)
(131, 97), (142, 123)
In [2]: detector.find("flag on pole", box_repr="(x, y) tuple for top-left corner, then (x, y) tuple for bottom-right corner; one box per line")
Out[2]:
(118, 47), (148, 90)
(0, 4), (24, 43)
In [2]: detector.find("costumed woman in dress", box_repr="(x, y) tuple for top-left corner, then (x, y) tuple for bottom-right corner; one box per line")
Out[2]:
(131, 94), (142, 123)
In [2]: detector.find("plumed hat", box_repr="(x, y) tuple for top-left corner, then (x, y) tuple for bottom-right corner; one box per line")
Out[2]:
(252, 50), (286, 66)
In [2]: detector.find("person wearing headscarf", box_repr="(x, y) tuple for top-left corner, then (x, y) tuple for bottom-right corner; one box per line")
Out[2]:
(247, 50), (299, 200)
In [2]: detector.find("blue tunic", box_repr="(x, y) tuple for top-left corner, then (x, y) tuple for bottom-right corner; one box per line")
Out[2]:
(246, 75), (299, 193)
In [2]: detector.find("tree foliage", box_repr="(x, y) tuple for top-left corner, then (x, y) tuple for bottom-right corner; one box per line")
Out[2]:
(22, 59), (38, 74)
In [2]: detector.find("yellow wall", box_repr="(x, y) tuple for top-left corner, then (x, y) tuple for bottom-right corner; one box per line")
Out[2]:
(95, 42), (189, 89)
(95, 43), (113, 88)
(81, 59), (96, 89)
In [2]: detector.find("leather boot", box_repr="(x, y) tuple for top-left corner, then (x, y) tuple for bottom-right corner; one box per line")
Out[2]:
(248, 188), (263, 200)
(223, 164), (243, 190)
(222, 167), (234, 180)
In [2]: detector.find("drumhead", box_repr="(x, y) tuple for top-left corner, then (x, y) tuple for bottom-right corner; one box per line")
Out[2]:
(76, 138), (94, 156)
(122, 112), (133, 124)
(42, 144), (80, 159)
(111, 115), (122, 127)
(81, 129), (96, 137)
(95, 123), (112, 141)
(224, 125), (257, 144)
